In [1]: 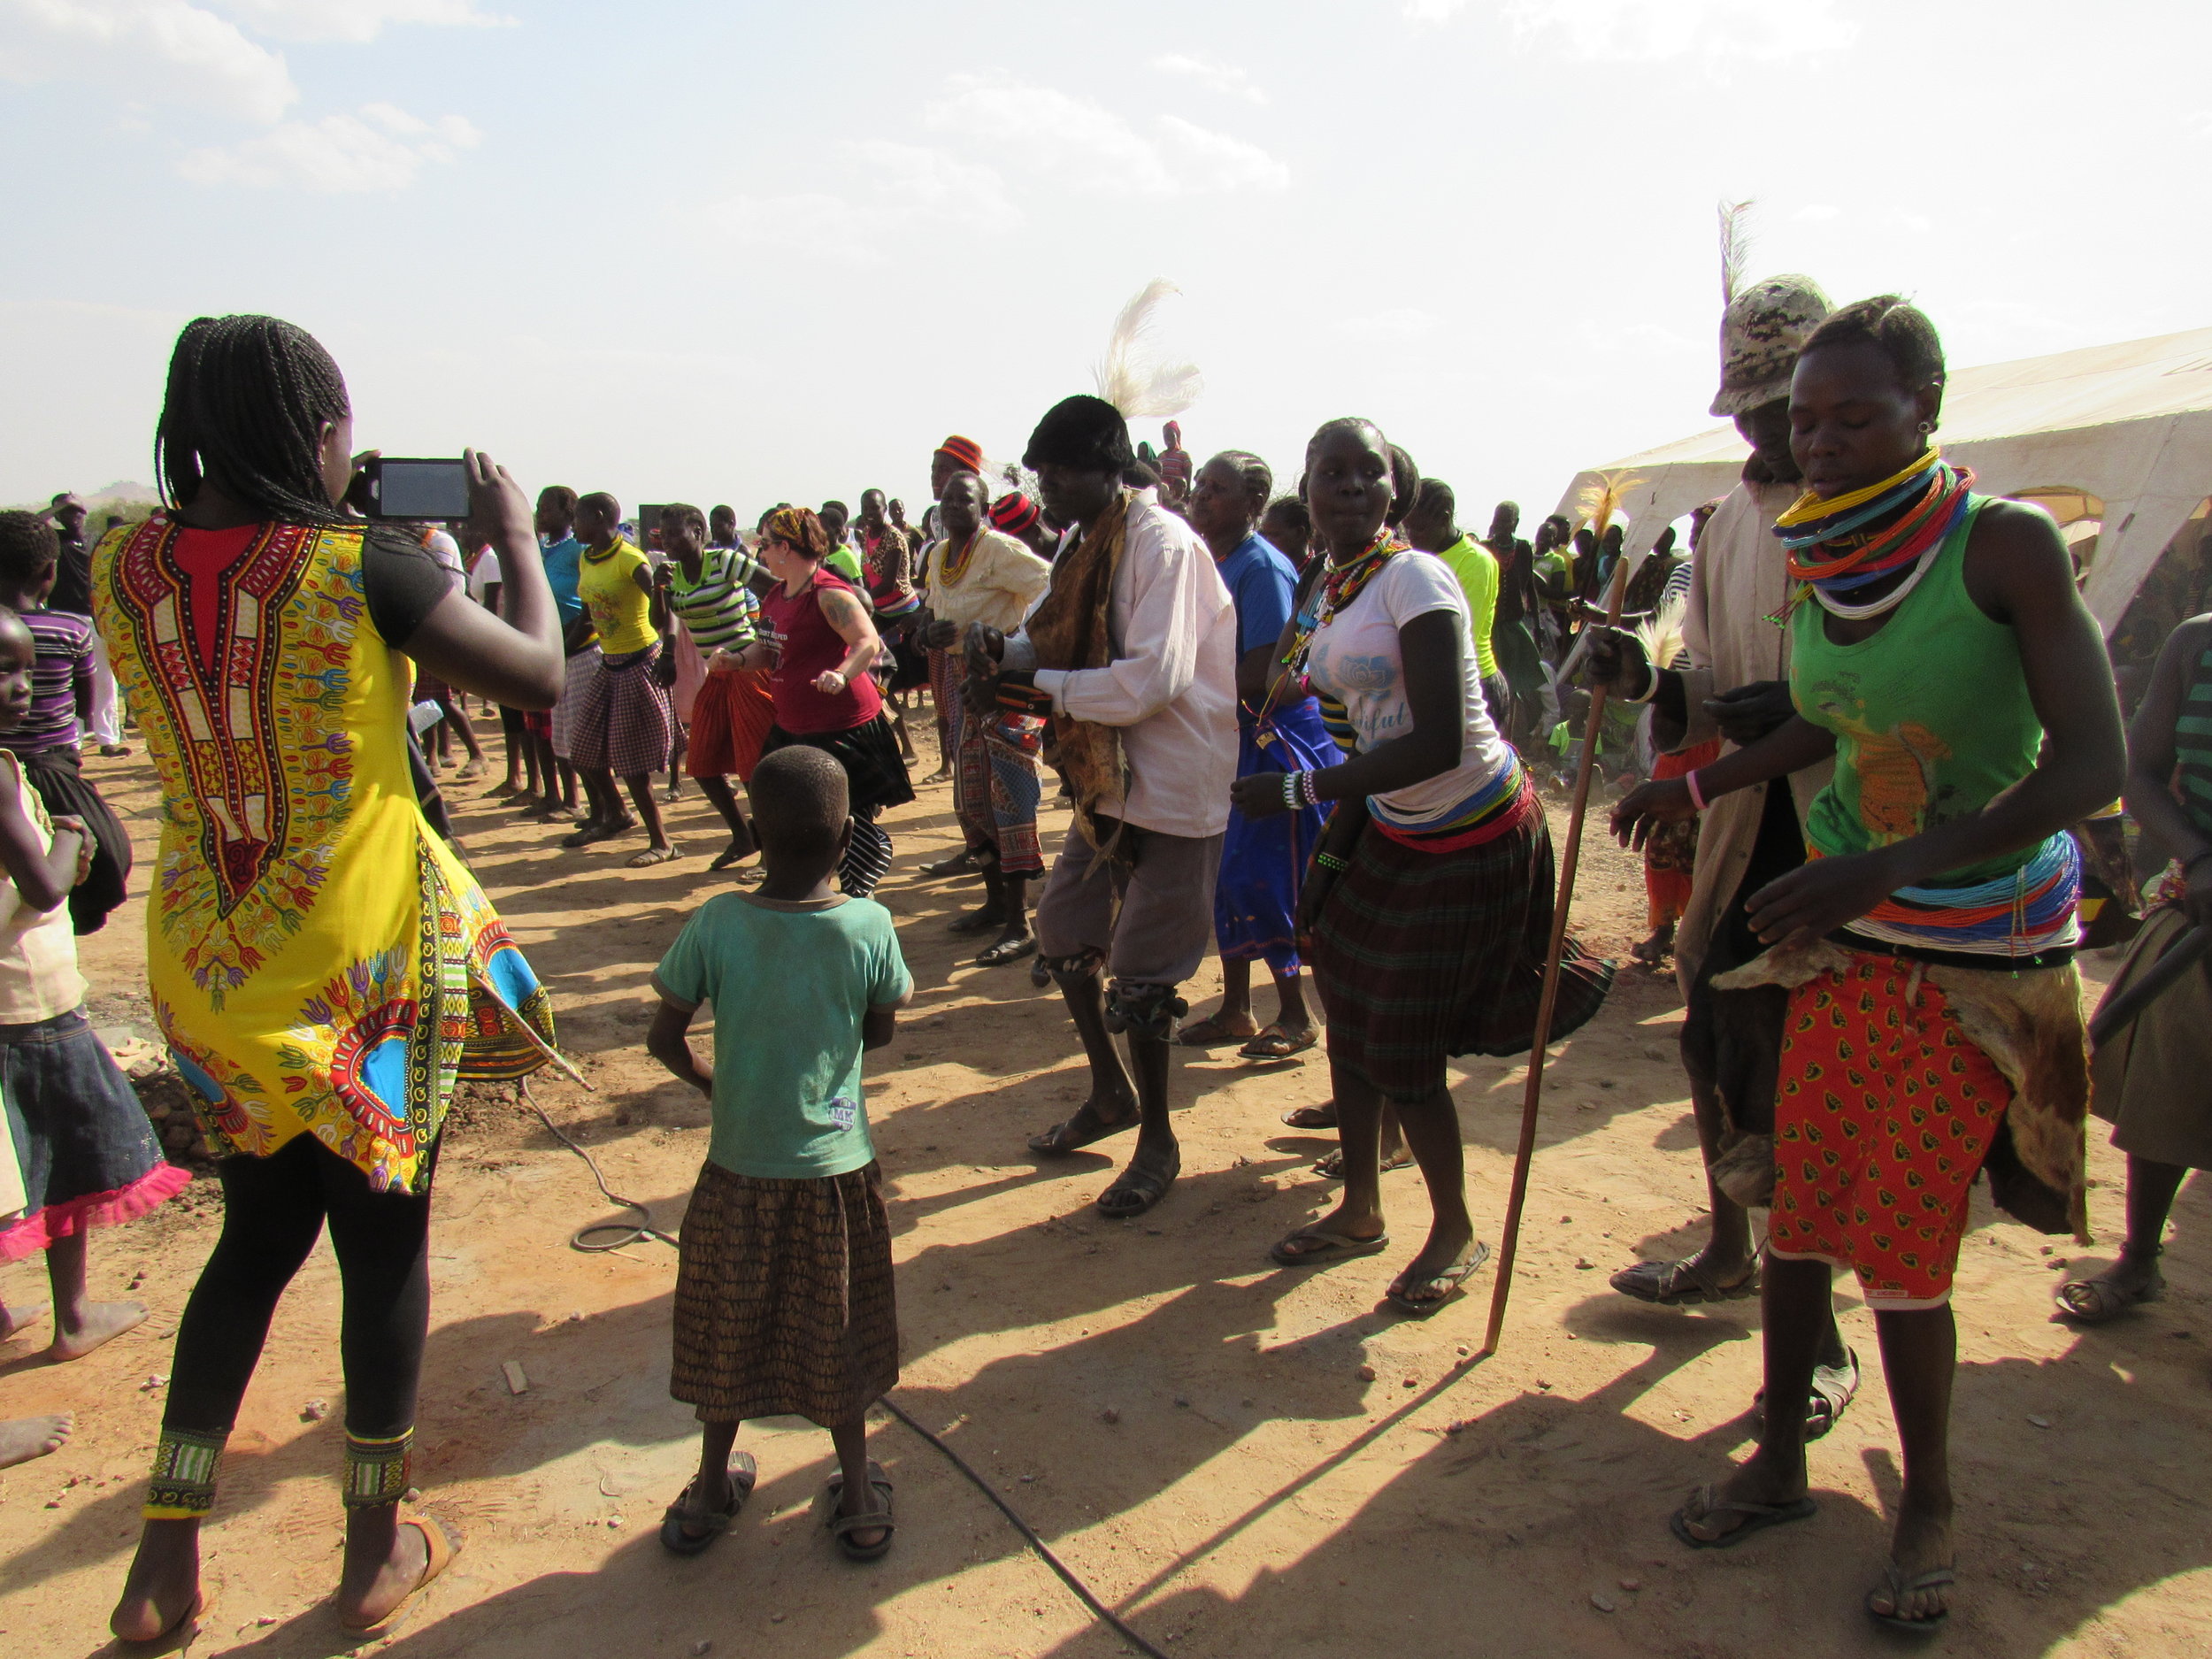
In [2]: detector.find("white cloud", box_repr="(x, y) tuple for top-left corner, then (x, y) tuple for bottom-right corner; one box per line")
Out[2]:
(699, 188), (853, 249)
(206, 0), (506, 42)
(842, 139), (1017, 224)
(0, 0), (298, 122)
(1151, 51), (1266, 104)
(1336, 307), (1440, 344)
(177, 102), (479, 191)
(925, 74), (1287, 197)
(1503, 0), (1853, 63)
(1402, 0), (1469, 20)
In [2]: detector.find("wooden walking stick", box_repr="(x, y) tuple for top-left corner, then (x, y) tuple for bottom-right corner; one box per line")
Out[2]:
(1482, 557), (1633, 1355)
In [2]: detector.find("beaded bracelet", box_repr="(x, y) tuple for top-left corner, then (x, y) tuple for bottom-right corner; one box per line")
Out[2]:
(1316, 851), (1349, 872)
(1280, 771), (1300, 810)
(1686, 769), (1709, 811)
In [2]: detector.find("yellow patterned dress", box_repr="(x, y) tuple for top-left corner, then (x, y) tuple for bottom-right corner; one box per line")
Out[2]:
(93, 516), (559, 1194)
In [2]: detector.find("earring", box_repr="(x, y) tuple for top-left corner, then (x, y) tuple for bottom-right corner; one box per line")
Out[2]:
(1916, 420), (1934, 434)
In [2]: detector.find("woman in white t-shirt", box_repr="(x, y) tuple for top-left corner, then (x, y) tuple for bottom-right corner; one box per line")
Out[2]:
(1233, 418), (1611, 1317)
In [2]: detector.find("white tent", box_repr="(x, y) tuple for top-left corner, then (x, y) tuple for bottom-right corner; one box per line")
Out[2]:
(1554, 326), (2212, 631)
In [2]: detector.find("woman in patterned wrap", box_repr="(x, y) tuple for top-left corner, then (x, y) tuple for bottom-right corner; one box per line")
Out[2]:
(104, 316), (566, 1643)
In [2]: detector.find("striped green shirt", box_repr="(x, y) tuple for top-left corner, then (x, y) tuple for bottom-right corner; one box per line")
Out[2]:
(2176, 642), (2212, 839)
(669, 545), (761, 653)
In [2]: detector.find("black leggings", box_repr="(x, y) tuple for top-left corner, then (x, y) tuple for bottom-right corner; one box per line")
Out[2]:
(164, 1133), (436, 1443)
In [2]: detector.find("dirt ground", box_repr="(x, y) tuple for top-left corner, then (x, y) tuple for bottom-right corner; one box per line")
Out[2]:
(3, 724), (2208, 1659)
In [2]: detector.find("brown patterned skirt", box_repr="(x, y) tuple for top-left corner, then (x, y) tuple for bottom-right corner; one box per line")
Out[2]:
(671, 1160), (899, 1426)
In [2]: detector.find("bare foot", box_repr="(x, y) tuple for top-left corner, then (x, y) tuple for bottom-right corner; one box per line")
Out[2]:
(1870, 1501), (1955, 1625)
(336, 1508), (433, 1629)
(0, 1413), (72, 1468)
(0, 1300), (50, 1342)
(1674, 1446), (1808, 1544)
(111, 1518), (201, 1642)
(51, 1300), (149, 1362)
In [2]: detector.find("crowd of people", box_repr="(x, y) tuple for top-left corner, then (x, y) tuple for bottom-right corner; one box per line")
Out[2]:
(0, 272), (2200, 1647)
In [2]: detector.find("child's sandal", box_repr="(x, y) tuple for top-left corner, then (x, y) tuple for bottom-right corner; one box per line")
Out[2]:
(820, 1460), (895, 1563)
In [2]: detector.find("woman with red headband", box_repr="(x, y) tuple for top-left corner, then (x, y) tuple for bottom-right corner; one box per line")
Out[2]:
(735, 508), (913, 896)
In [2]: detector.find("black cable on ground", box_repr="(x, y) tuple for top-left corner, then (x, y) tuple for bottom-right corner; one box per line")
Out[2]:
(527, 1082), (1170, 1655)
(877, 1396), (1172, 1659)
(522, 1081), (679, 1252)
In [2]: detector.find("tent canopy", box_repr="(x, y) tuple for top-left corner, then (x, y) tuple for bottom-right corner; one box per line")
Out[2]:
(1555, 326), (2212, 629)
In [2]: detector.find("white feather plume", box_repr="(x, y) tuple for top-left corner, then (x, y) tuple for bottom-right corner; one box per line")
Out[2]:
(1093, 279), (1203, 419)
(1635, 591), (1689, 673)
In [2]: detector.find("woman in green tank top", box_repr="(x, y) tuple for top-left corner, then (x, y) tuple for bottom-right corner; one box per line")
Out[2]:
(1614, 298), (2123, 1634)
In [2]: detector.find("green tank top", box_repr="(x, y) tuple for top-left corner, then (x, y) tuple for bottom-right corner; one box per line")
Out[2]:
(2173, 638), (2212, 840)
(1789, 495), (2043, 887)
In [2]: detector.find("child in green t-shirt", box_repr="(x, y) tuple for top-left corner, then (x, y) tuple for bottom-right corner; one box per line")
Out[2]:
(646, 745), (912, 1562)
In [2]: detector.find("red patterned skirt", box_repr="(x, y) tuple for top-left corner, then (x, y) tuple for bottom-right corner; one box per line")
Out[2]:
(687, 667), (778, 783)
(1767, 951), (2011, 1309)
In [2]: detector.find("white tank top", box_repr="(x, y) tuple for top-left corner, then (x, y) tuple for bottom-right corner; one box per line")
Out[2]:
(0, 751), (85, 1023)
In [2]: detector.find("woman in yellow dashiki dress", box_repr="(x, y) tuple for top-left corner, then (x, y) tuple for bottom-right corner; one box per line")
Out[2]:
(105, 315), (566, 1644)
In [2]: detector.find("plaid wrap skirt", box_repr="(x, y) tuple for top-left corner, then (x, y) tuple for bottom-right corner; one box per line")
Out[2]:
(1310, 808), (1612, 1102)
(568, 644), (673, 776)
(671, 1160), (899, 1425)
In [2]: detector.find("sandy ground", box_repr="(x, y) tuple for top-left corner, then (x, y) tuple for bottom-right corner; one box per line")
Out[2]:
(2, 720), (2208, 1659)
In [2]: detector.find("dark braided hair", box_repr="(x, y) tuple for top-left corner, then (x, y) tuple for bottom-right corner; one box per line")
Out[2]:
(1302, 419), (1419, 526)
(1799, 295), (1946, 396)
(157, 315), (352, 525)
(1210, 449), (1274, 510)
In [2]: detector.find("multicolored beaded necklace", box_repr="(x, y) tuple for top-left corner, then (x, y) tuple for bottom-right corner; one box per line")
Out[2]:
(935, 530), (981, 588)
(1769, 448), (1975, 620)
(1280, 531), (1403, 670)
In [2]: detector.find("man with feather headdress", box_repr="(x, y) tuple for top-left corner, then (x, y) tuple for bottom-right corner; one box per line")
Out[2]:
(1587, 270), (1862, 1439)
(963, 394), (1237, 1219)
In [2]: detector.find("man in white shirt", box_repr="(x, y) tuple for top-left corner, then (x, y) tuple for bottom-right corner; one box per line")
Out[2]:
(968, 396), (1237, 1218)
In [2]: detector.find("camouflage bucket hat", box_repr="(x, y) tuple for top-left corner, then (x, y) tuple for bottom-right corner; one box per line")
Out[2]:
(1710, 274), (1831, 418)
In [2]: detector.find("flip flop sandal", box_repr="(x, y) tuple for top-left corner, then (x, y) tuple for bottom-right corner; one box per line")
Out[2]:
(820, 1460), (896, 1563)
(341, 1511), (460, 1634)
(659, 1452), (758, 1556)
(1280, 1102), (1340, 1131)
(947, 909), (1007, 935)
(1239, 1024), (1317, 1060)
(1865, 1563), (1955, 1632)
(2055, 1267), (2164, 1324)
(119, 1586), (213, 1655)
(626, 844), (682, 868)
(919, 849), (977, 876)
(560, 817), (635, 849)
(1312, 1147), (1414, 1179)
(1383, 1241), (1491, 1318)
(976, 935), (1037, 967)
(1753, 1348), (1861, 1441)
(1097, 1149), (1179, 1219)
(1028, 1103), (1141, 1157)
(1609, 1255), (1761, 1307)
(1269, 1227), (1391, 1267)
(709, 842), (757, 872)
(1668, 1485), (1817, 1550)
(1176, 1014), (1259, 1047)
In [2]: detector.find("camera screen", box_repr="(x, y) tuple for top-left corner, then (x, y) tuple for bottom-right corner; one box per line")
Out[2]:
(377, 459), (471, 520)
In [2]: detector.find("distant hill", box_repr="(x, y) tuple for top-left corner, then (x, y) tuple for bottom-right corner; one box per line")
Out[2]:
(86, 481), (160, 508)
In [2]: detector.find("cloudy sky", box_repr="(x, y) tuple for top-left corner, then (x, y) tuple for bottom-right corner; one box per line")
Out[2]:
(6, 0), (2208, 519)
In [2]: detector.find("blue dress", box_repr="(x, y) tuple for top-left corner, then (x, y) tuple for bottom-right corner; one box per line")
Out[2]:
(1214, 535), (1333, 972)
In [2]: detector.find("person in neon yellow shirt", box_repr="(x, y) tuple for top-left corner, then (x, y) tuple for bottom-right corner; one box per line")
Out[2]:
(565, 492), (678, 864)
(1405, 479), (1509, 729)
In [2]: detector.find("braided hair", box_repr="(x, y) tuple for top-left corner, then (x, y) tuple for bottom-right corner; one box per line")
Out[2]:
(157, 315), (351, 525)
(1210, 449), (1274, 511)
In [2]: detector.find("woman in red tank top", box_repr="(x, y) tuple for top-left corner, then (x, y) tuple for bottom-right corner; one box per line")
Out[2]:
(738, 508), (913, 895)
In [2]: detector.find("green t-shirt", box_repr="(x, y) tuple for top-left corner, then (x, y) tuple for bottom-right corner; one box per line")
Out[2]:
(826, 545), (864, 585)
(652, 892), (911, 1179)
(1433, 535), (1501, 680)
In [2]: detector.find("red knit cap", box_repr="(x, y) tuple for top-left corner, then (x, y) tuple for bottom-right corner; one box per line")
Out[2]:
(934, 434), (985, 473)
(987, 492), (1040, 534)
